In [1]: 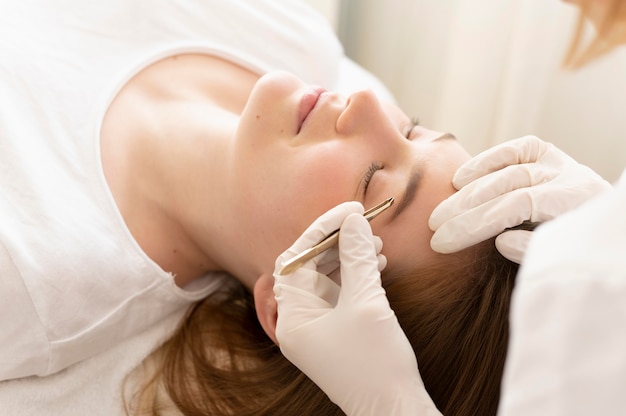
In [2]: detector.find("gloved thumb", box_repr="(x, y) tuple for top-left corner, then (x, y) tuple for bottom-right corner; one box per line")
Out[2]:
(495, 230), (532, 264)
(277, 201), (364, 266)
(338, 213), (388, 305)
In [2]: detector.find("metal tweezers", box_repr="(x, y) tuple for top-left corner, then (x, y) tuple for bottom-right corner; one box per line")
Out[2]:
(278, 197), (394, 275)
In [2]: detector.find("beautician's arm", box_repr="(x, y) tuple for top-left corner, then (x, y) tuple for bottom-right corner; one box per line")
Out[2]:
(429, 135), (612, 263)
(274, 202), (441, 416)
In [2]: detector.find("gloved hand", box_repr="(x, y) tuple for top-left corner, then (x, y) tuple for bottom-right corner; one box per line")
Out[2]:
(429, 135), (612, 263)
(274, 202), (441, 416)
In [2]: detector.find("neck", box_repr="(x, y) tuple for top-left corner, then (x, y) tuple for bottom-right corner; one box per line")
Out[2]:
(101, 53), (261, 288)
(132, 104), (239, 287)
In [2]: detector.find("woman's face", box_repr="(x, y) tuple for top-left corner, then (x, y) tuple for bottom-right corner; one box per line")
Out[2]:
(227, 71), (471, 277)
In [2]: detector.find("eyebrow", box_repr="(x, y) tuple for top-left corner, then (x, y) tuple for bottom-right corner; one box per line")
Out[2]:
(391, 166), (422, 221)
(390, 132), (456, 220)
(434, 132), (457, 142)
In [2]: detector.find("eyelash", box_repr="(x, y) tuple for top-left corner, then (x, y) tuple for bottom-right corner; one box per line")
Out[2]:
(405, 117), (420, 139)
(363, 162), (382, 194)
(363, 117), (419, 194)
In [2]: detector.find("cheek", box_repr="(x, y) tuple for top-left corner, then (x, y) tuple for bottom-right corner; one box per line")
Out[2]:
(289, 142), (358, 196)
(235, 115), (289, 154)
(282, 154), (355, 228)
(256, 146), (359, 247)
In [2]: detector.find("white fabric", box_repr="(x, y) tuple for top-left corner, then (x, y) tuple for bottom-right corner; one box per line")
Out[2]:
(0, 0), (395, 412)
(0, 288), (194, 416)
(0, 272), (230, 416)
(0, 0), (346, 381)
(498, 169), (626, 415)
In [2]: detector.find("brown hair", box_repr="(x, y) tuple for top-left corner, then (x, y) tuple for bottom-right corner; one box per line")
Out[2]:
(384, 239), (518, 415)
(564, 0), (626, 68)
(127, 239), (517, 416)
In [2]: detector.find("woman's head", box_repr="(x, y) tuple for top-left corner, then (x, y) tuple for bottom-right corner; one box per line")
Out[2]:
(563, 0), (626, 67)
(136, 70), (515, 414)
(218, 71), (471, 287)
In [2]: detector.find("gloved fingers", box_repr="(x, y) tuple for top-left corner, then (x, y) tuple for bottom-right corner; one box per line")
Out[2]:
(275, 262), (341, 306)
(319, 253), (387, 306)
(274, 279), (339, 345)
(372, 235), (383, 253)
(430, 189), (534, 253)
(372, 235), (387, 271)
(276, 201), (364, 266)
(429, 162), (558, 231)
(316, 246), (340, 276)
(274, 232), (384, 286)
(495, 230), (532, 264)
(431, 175), (609, 255)
(315, 231), (383, 276)
(452, 135), (548, 189)
(274, 282), (335, 316)
(320, 243), (387, 284)
(376, 253), (387, 272)
(337, 214), (389, 307)
(274, 283), (335, 347)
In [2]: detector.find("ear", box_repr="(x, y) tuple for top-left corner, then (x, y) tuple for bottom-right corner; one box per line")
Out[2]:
(253, 273), (279, 345)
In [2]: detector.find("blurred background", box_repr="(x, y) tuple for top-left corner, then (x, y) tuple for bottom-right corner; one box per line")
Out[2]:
(305, 0), (626, 182)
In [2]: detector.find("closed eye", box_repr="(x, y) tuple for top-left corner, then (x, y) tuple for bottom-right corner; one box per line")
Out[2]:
(404, 117), (419, 139)
(363, 162), (382, 195)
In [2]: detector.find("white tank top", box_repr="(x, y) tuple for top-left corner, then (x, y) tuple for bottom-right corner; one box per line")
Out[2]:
(0, 0), (344, 380)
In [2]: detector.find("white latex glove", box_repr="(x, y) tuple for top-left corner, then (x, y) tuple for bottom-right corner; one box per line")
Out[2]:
(429, 135), (612, 263)
(274, 202), (441, 416)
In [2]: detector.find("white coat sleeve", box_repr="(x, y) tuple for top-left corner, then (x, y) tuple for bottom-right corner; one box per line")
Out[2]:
(498, 169), (626, 415)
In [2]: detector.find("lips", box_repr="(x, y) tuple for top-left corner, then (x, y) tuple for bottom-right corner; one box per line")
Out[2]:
(297, 87), (326, 133)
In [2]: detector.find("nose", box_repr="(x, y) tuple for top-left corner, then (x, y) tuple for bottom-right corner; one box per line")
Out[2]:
(336, 89), (399, 139)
